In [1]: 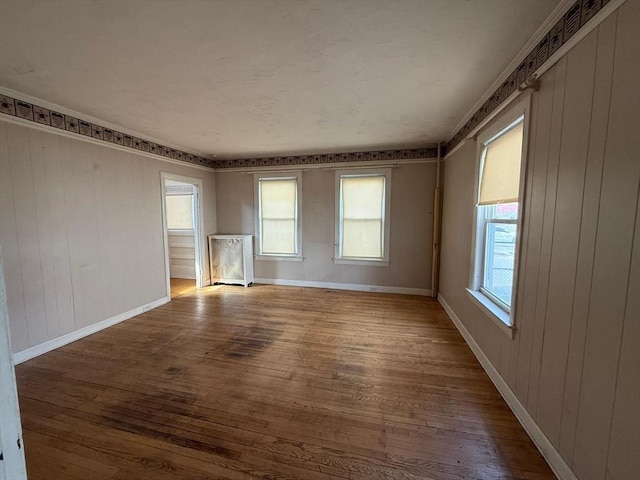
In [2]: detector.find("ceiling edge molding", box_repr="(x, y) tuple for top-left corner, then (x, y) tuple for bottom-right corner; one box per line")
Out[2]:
(446, 0), (624, 152)
(0, 86), (208, 158)
(447, 0), (575, 140)
(0, 89), (215, 169)
(0, 88), (443, 171)
(216, 156), (438, 173)
(212, 146), (441, 170)
(0, 114), (216, 172)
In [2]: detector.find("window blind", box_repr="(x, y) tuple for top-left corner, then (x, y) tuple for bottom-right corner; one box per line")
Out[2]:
(166, 194), (194, 229)
(259, 178), (297, 254)
(478, 121), (524, 205)
(341, 175), (385, 258)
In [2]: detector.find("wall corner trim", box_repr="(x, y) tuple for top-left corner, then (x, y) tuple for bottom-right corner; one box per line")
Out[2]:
(255, 278), (430, 296)
(12, 296), (171, 365)
(437, 293), (578, 480)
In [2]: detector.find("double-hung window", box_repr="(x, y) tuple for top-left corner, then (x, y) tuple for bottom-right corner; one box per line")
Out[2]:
(335, 168), (391, 265)
(468, 97), (529, 335)
(254, 172), (302, 260)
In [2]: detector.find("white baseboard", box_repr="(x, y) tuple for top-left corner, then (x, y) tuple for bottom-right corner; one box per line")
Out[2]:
(437, 294), (576, 480)
(255, 277), (431, 296)
(12, 296), (171, 365)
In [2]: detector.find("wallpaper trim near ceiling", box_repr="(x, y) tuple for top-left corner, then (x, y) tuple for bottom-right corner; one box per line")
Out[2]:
(446, 0), (611, 152)
(0, 1), (613, 169)
(0, 94), (215, 168)
(0, 93), (439, 169)
(212, 147), (439, 169)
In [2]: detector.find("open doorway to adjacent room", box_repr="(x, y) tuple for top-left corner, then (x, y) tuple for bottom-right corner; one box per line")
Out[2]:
(160, 173), (205, 298)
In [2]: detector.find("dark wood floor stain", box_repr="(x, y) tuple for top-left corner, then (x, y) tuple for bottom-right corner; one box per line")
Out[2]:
(15, 285), (555, 480)
(226, 323), (285, 358)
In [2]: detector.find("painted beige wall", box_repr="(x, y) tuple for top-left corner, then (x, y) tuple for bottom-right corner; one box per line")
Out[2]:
(0, 121), (217, 353)
(439, 3), (639, 480)
(215, 163), (435, 290)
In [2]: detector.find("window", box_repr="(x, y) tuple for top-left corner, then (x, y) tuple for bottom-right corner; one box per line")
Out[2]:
(254, 173), (302, 260)
(335, 168), (391, 265)
(479, 202), (518, 309)
(166, 194), (194, 230)
(468, 98), (529, 335)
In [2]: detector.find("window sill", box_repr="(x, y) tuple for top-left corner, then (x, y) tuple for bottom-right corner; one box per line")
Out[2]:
(333, 258), (389, 267)
(465, 288), (514, 339)
(255, 254), (303, 262)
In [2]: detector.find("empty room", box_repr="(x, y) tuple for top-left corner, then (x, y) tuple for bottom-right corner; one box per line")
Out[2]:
(0, 1), (637, 479)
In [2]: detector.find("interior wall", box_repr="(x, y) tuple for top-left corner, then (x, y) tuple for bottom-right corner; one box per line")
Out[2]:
(168, 232), (196, 279)
(0, 120), (217, 354)
(215, 163), (435, 290)
(439, 3), (639, 479)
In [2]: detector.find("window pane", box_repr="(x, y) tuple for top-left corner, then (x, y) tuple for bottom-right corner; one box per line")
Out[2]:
(262, 219), (295, 254)
(342, 219), (382, 258)
(493, 202), (519, 220)
(259, 178), (297, 255)
(166, 194), (194, 229)
(342, 176), (384, 219)
(483, 222), (517, 306)
(484, 202), (519, 221)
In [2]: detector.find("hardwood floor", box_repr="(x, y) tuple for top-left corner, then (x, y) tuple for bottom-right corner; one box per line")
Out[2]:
(170, 278), (197, 298)
(16, 285), (555, 480)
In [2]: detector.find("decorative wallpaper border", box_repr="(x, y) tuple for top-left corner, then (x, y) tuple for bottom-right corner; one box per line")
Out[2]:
(446, 0), (610, 151)
(211, 147), (439, 169)
(0, 92), (439, 170)
(0, 94), (215, 169)
(0, 1), (613, 170)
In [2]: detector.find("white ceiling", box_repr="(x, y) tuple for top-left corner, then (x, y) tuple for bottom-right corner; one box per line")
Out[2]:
(0, 0), (559, 158)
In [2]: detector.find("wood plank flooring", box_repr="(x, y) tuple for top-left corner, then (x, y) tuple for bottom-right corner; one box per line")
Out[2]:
(170, 278), (197, 298)
(15, 285), (555, 479)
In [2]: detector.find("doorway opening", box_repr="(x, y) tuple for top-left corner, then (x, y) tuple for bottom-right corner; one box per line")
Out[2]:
(160, 173), (205, 299)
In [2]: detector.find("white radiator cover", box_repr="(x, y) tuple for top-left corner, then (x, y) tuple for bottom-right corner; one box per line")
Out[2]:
(208, 235), (254, 287)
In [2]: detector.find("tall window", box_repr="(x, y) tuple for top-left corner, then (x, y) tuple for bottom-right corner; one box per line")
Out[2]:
(469, 105), (527, 332)
(255, 173), (302, 259)
(335, 169), (391, 265)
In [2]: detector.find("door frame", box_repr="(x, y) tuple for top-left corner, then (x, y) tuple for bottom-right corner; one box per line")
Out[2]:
(160, 172), (206, 296)
(0, 245), (28, 480)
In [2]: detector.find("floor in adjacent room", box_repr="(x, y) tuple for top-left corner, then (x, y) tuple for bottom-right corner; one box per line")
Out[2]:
(15, 284), (554, 480)
(170, 278), (197, 298)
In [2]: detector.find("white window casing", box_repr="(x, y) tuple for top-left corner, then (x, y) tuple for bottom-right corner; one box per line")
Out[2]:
(254, 172), (302, 261)
(334, 168), (391, 266)
(468, 94), (531, 337)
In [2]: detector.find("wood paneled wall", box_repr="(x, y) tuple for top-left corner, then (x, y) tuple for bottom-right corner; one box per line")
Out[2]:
(215, 164), (435, 290)
(439, 2), (639, 479)
(0, 122), (217, 353)
(168, 232), (196, 279)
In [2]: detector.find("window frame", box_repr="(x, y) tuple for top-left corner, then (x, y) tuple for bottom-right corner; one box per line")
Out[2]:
(467, 95), (531, 337)
(165, 186), (196, 233)
(478, 203), (519, 311)
(253, 171), (303, 261)
(334, 168), (391, 266)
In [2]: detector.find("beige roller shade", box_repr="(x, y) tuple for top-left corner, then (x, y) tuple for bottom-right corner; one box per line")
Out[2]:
(478, 122), (524, 205)
(341, 175), (385, 258)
